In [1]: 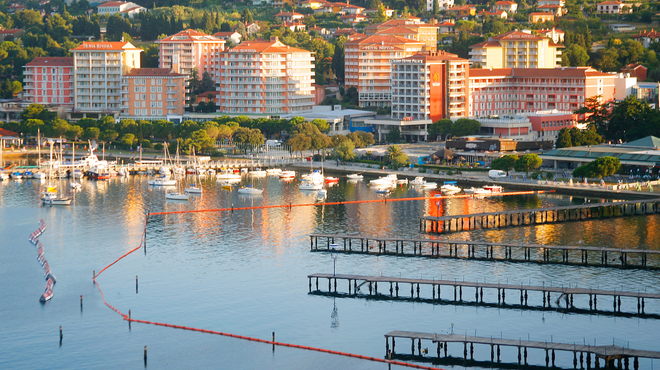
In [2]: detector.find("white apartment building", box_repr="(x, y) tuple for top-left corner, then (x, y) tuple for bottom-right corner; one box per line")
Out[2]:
(426, 0), (454, 11)
(157, 30), (226, 81)
(96, 1), (146, 18)
(70, 41), (142, 114)
(218, 37), (315, 115)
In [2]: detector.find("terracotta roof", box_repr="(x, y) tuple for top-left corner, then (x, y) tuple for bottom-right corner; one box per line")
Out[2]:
(124, 68), (185, 77)
(98, 1), (132, 7)
(622, 63), (647, 70)
(340, 14), (366, 19)
(374, 26), (417, 34)
(70, 41), (140, 51)
(469, 68), (513, 77)
(468, 40), (501, 48)
(538, 4), (562, 8)
(345, 34), (423, 46)
(446, 5), (476, 11)
(548, 41), (564, 47)
(228, 38), (311, 54)
(631, 29), (660, 38)
(274, 11), (304, 16)
(492, 30), (543, 40)
(438, 21), (455, 26)
(495, 1), (517, 4)
(25, 57), (74, 66)
(539, 28), (565, 34)
(402, 51), (469, 63)
(598, 1), (623, 4)
(197, 91), (217, 98)
(158, 29), (225, 43)
(213, 31), (240, 37)
(530, 12), (554, 16)
(0, 128), (19, 137)
(511, 67), (610, 78)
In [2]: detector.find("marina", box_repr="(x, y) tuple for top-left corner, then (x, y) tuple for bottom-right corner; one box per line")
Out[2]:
(307, 273), (660, 316)
(309, 234), (660, 269)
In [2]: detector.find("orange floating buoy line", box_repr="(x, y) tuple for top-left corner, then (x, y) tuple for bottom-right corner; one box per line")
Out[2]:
(28, 219), (56, 303)
(147, 190), (550, 217)
(92, 210), (444, 369)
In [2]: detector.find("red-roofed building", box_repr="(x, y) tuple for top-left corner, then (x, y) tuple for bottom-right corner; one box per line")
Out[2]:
(274, 11), (306, 23)
(537, 28), (564, 43)
(213, 31), (242, 45)
(344, 35), (425, 107)
(23, 57), (74, 107)
(366, 19), (440, 51)
(70, 42), (142, 115)
(362, 6), (395, 17)
(478, 10), (508, 19)
(437, 21), (455, 34)
(121, 68), (187, 119)
(468, 67), (616, 120)
(218, 37), (315, 115)
(537, 4), (565, 16)
(493, 1), (518, 13)
(529, 12), (555, 23)
(621, 63), (647, 82)
(597, 1), (632, 14)
(631, 29), (660, 48)
(445, 5), (476, 19)
(0, 29), (24, 41)
(156, 30), (226, 81)
(97, 1), (146, 18)
(7, 4), (27, 13)
(341, 13), (367, 25)
(469, 30), (562, 68)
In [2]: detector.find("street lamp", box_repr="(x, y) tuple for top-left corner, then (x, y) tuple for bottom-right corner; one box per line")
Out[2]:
(330, 244), (339, 276)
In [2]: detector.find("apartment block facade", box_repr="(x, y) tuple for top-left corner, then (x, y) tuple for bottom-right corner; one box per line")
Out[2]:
(23, 57), (74, 106)
(468, 67), (615, 117)
(70, 41), (142, 114)
(157, 30), (226, 81)
(391, 51), (470, 121)
(121, 68), (188, 120)
(344, 35), (424, 107)
(468, 30), (562, 68)
(365, 19), (440, 52)
(217, 37), (315, 115)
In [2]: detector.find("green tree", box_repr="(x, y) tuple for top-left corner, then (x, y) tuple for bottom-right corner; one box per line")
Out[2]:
(451, 118), (481, 137)
(572, 156), (621, 179)
(66, 125), (84, 140)
(310, 118), (330, 133)
(233, 127), (264, 146)
(119, 133), (136, 148)
(433, 0), (439, 15)
(141, 44), (160, 68)
(287, 133), (312, 157)
(555, 128), (573, 148)
(386, 127), (402, 143)
(333, 139), (356, 162)
(82, 127), (100, 141)
(490, 154), (518, 175)
(241, 9), (254, 24)
(514, 153), (543, 176)
(428, 118), (453, 140)
(198, 71), (216, 94)
(374, 3), (389, 23)
(186, 129), (216, 152)
(562, 44), (589, 67)
(99, 129), (119, 143)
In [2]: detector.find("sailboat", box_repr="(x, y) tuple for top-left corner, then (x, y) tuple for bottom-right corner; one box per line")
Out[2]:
(165, 144), (188, 200)
(69, 140), (81, 190)
(33, 129), (47, 180)
(148, 143), (177, 186)
(184, 146), (202, 195)
(238, 159), (264, 195)
(41, 140), (71, 206)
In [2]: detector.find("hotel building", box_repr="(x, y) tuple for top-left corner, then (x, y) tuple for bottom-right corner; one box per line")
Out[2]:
(468, 67), (615, 117)
(217, 37), (315, 115)
(157, 30), (226, 81)
(120, 68), (188, 121)
(70, 41), (142, 115)
(365, 19), (440, 52)
(344, 35), (424, 107)
(23, 57), (74, 107)
(468, 30), (562, 68)
(391, 51), (470, 121)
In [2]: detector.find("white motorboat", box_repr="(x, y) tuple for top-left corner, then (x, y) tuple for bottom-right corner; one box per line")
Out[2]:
(148, 175), (177, 186)
(279, 170), (296, 179)
(440, 184), (462, 195)
(70, 181), (82, 190)
(158, 166), (171, 176)
(483, 185), (503, 193)
(396, 178), (409, 184)
(250, 170), (267, 177)
(23, 171), (33, 179)
(410, 176), (426, 185)
(11, 172), (22, 180)
(165, 189), (189, 200)
(118, 167), (129, 177)
(299, 179), (323, 190)
(33, 172), (46, 180)
(266, 168), (282, 175)
(317, 188), (327, 197)
(419, 181), (437, 189)
(346, 173), (363, 180)
(0, 172), (9, 180)
(184, 186), (202, 194)
(237, 185), (264, 195)
(464, 187), (491, 196)
(370, 174), (397, 186)
(216, 171), (242, 180)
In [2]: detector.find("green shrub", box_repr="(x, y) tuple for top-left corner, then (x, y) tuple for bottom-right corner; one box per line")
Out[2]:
(154, 143), (164, 151)
(419, 168), (426, 173)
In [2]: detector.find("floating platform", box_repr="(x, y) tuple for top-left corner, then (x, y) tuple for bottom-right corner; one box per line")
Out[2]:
(309, 234), (660, 269)
(421, 199), (660, 235)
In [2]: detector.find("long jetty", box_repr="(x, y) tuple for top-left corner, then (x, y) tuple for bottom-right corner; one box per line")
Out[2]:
(384, 331), (660, 369)
(307, 273), (659, 316)
(421, 199), (660, 235)
(309, 234), (660, 269)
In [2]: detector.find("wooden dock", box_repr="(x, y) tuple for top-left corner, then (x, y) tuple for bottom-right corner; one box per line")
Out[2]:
(309, 234), (660, 269)
(420, 199), (660, 235)
(384, 331), (660, 369)
(307, 273), (659, 316)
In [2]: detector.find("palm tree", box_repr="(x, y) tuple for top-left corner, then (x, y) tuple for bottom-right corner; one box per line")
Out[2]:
(386, 145), (402, 160)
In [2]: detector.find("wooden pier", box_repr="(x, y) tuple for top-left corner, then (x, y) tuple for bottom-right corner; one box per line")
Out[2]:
(309, 234), (660, 269)
(307, 273), (659, 316)
(384, 331), (660, 369)
(420, 199), (660, 235)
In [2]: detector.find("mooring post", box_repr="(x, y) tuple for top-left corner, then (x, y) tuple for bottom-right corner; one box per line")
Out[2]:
(144, 346), (148, 367)
(59, 326), (63, 345)
(136, 275), (138, 294)
(129, 310), (131, 330)
(80, 295), (83, 311)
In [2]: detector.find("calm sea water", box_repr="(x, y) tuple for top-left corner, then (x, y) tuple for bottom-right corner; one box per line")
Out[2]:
(1, 172), (659, 370)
